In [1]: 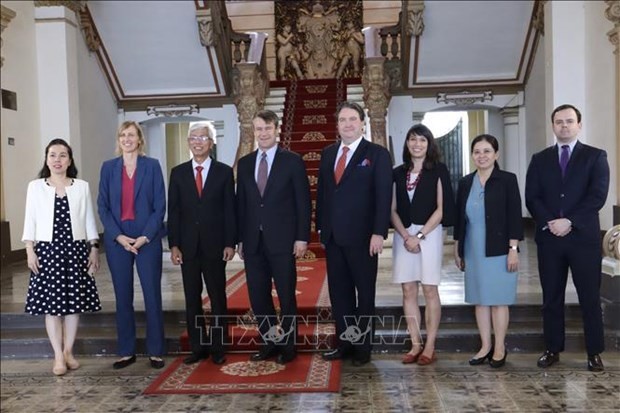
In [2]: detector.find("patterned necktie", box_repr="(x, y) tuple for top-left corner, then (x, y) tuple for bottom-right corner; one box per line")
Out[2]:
(195, 166), (204, 197)
(559, 145), (570, 177)
(257, 152), (268, 196)
(334, 146), (349, 184)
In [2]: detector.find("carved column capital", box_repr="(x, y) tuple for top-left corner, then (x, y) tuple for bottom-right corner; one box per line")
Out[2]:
(1, 5), (16, 68)
(606, 1), (620, 53)
(34, 0), (86, 13)
(196, 9), (214, 47)
(533, 0), (547, 35)
(78, 7), (101, 52)
(362, 57), (391, 148)
(232, 63), (266, 161)
(405, 0), (425, 37)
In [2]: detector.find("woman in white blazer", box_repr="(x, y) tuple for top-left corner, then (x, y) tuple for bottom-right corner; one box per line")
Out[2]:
(22, 138), (102, 376)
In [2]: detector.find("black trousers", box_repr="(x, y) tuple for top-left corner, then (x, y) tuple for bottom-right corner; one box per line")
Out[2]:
(325, 240), (378, 358)
(181, 250), (228, 356)
(537, 238), (604, 355)
(244, 233), (298, 353)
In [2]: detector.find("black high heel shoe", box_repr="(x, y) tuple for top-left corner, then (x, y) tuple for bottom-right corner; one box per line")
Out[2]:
(469, 347), (494, 366)
(489, 349), (508, 368)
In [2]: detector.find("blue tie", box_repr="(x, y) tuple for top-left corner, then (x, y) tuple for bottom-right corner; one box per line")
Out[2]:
(559, 145), (570, 177)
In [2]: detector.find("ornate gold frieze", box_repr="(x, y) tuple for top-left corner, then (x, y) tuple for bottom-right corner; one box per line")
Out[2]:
(606, 0), (620, 52)
(302, 132), (326, 141)
(302, 115), (327, 125)
(34, 1), (85, 13)
(308, 175), (318, 186)
(303, 99), (328, 109)
(302, 151), (321, 161)
(78, 7), (101, 52)
(1, 5), (16, 67)
(405, 0), (425, 36)
(304, 85), (328, 94)
(532, 1), (546, 35)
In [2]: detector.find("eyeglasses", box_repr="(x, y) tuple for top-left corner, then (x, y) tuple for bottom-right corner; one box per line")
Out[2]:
(188, 136), (211, 142)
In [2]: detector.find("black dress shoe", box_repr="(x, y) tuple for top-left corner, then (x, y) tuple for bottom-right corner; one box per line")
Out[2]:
(469, 347), (494, 366)
(587, 354), (604, 372)
(211, 353), (226, 365)
(183, 353), (209, 365)
(352, 355), (371, 366)
(489, 349), (508, 368)
(276, 351), (297, 365)
(537, 350), (559, 368)
(250, 347), (279, 361)
(149, 357), (165, 369)
(112, 355), (136, 369)
(322, 347), (352, 361)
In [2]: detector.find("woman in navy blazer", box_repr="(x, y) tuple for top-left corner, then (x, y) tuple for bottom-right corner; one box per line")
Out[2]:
(97, 121), (166, 370)
(454, 134), (523, 368)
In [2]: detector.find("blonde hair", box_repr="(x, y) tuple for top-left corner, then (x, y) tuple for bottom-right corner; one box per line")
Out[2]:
(115, 121), (146, 156)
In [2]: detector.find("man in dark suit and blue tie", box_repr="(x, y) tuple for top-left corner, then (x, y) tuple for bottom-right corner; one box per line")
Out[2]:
(236, 110), (311, 364)
(316, 101), (392, 366)
(526, 104), (610, 372)
(168, 121), (236, 366)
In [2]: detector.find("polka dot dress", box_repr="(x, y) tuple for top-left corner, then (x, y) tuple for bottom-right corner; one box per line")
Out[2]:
(25, 194), (102, 316)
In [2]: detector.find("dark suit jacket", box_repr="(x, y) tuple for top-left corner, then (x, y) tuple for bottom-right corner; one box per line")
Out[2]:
(167, 159), (236, 260)
(97, 155), (166, 243)
(393, 162), (456, 228)
(525, 141), (609, 245)
(236, 147), (311, 254)
(454, 166), (523, 258)
(316, 139), (392, 246)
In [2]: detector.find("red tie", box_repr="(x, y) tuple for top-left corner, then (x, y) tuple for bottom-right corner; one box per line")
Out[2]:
(195, 166), (203, 197)
(334, 146), (349, 184)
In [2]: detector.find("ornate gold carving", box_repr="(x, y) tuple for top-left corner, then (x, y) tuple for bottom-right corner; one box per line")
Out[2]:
(146, 104), (199, 117)
(196, 8), (213, 47)
(302, 115), (327, 125)
(436, 91), (493, 105)
(274, 0), (364, 80)
(603, 225), (620, 259)
(308, 175), (318, 186)
(1, 5), (16, 68)
(302, 151), (322, 161)
(362, 57), (390, 148)
(78, 7), (101, 52)
(302, 132), (326, 141)
(405, 0), (425, 36)
(303, 99), (328, 109)
(605, 0), (620, 52)
(305, 85), (328, 94)
(300, 250), (317, 261)
(533, 1), (546, 35)
(310, 221), (316, 232)
(34, 0), (85, 13)
(232, 63), (266, 161)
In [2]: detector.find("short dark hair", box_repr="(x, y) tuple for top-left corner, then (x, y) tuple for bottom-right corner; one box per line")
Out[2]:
(336, 101), (365, 121)
(38, 138), (78, 179)
(551, 104), (581, 124)
(402, 124), (441, 170)
(254, 110), (279, 128)
(470, 134), (500, 169)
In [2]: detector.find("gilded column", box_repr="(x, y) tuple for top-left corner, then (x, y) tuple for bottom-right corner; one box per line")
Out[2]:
(362, 57), (390, 148)
(232, 63), (266, 166)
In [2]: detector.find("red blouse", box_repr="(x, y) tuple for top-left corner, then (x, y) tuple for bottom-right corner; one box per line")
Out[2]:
(121, 167), (135, 221)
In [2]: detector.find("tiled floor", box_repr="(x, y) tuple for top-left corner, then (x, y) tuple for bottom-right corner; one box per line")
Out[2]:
(1, 235), (618, 412)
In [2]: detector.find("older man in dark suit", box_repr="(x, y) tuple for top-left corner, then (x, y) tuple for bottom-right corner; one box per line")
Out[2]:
(316, 101), (393, 366)
(236, 110), (311, 364)
(526, 104), (610, 372)
(168, 121), (236, 366)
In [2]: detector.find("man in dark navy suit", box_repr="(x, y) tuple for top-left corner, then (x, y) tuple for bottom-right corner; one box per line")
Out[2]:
(316, 101), (392, 366)
(236, 110), (311, 364)
(526, 104), (610, 372)
(168, 121), (236, 366)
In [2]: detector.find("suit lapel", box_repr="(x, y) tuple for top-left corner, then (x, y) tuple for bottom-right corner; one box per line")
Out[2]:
(563, 141), (582, 180)
(202, 159), (216, 196)
(134, 156), (146, 200)
(180, 161), (199, 198)
(262, 148), (281, 198)
(547, 145), (563, 182)
(112, 157), (123, 219)
(324, 145), (338, 186)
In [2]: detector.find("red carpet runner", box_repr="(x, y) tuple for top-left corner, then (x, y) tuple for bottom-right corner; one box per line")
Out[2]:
(144, 353), (341, 395)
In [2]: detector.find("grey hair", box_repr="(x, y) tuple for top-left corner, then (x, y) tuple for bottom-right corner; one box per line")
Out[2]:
(188, 121), (217, 140)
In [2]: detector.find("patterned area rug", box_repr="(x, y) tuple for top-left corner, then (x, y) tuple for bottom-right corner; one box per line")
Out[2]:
(143, 353), (341, 395)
